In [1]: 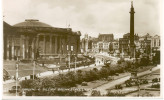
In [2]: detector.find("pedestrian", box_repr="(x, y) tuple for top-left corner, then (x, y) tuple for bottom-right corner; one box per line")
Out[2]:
(52, 69), (54, 73)
(14, 75), (16, 80)
(42, 62), (44, 67)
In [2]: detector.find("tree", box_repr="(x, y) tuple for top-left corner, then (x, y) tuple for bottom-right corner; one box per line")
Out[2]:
(89, 69), (100, 81)
(140, 57), (149, 66)
(76, 70), (83, 84)
(109, 42), (113, 53)
(152, 51), (160, 64)
(99, 67), (109, 78)
(20, 79), (33, 88)
(42, 78), (56, 88)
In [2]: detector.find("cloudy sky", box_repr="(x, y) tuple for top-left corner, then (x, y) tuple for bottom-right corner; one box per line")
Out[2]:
(3, 0), (161, 39)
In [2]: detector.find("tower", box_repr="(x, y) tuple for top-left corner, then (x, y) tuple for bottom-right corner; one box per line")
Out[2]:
(129, 1), (135, 58)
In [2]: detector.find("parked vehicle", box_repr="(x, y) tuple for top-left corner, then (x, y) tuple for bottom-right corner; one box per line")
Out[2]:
(9, 86), (21, 93)
(81, 82), (88, 86)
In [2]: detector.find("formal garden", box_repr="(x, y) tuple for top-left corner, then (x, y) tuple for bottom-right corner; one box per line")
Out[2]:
(18, 55), (159, 96)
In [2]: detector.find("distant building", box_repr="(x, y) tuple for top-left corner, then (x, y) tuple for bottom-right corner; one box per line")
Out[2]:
(81, 34), (88, 53)
(139, 33), (152, 55)
(98, 34), (114, 42)
(81, 34), (94, 54)
(91, 35), (119, 55)
(88, 36), (93, 52)
(92, 38), (99, 53)
(151, 35), (160, 51)
(119, 33), (139, 56)
(112, 40), (119, 52)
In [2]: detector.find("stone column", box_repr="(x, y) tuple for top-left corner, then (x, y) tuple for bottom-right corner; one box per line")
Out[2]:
(50, 35), (52, 54)
(60, 36), (62, 54)
(32, 37), (35, 59)
(62, 36), (65, 54)
(26, 36), (29, 59)
(52, 36), (55, 54)
(55, 36), (58, 54)
(11, 36), (15, 60)
(22, 35), (25, 59)
(156, 39), (158, 47)
(6, 36), (10, 60)
(43, 35), (46, 54)
(36, 35), (39, 51)
(59, 36), (61, 54)
(57, 36), (60, 54)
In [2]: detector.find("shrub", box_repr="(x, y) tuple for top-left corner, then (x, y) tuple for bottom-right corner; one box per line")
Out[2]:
(20, 79), (33, 88)
(106, 91), (125, 96)
(91, 90), (101, 96)
(140, 57), (149, 66)
(142, 80), (148, 84)
(42, 78), (56, 88)
(115, 84), (123, 89)
(152, 78), (158, 83)
(151, 83), (160, 88)
(99, 68), (109, 78)
(117, 60), (121, 64)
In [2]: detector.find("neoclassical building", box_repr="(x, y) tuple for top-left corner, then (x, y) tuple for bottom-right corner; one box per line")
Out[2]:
(3, 19), (81, 60)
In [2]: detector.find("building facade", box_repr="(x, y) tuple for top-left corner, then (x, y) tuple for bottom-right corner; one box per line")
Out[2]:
(92, 38), (119, 54)
(119, 33), (139, 56)
(3, 19), (81, 60)
(81, 34), (93, 54)
(98, 34), (114, 42)
(139, 33), (152, 55)
(151, 35), (160, 51)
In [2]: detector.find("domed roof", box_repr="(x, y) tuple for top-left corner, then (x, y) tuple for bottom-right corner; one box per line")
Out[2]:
(13, 19), (52, 28)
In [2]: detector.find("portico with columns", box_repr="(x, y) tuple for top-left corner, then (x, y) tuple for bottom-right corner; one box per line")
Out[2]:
(3, 19), (81, 60)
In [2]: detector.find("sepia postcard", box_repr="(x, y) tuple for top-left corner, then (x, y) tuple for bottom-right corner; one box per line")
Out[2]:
(1, 0), (163, 99)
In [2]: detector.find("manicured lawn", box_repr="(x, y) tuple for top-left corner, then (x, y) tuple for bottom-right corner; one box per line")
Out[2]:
(4, 61), (48, 77)
(152, 69), (160, 73)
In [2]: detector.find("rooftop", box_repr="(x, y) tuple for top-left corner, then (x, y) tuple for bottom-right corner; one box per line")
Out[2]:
(99, 34), (113, 36)
(13, 19), (52, 28)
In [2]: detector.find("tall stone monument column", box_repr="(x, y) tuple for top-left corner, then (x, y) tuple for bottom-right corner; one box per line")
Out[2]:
(129, 1), (135, 58)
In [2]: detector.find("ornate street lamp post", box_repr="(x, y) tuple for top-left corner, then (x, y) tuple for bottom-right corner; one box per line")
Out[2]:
(15, 57), (19, 96)
(33, 60), (36, 80)
(74, 54), (77, 73)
